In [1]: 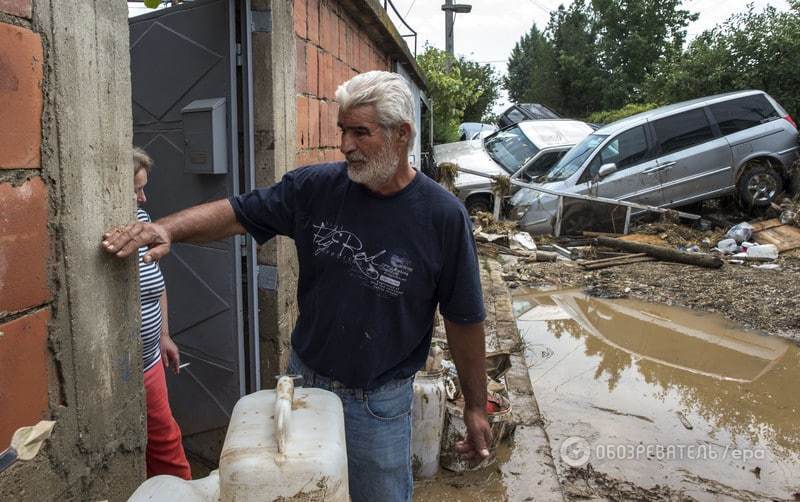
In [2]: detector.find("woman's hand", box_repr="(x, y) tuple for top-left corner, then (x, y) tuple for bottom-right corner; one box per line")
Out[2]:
(160, 335), (181, 374)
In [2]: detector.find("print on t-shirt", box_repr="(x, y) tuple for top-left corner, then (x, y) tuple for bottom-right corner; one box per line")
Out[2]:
(312, 221), (413, 298)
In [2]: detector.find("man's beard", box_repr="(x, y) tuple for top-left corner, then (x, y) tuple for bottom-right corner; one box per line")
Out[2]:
(346, 135), (400, 191)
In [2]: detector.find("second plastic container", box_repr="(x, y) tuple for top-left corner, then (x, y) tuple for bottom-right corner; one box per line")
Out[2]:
(411, 369), (447, 478)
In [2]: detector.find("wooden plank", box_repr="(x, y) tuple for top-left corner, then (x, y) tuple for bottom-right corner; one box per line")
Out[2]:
(750, 218), (784, 232)
(753, 223), (800, 252)
(580, 253), (648, 266)
(581, 256), (656, 270)
(596, 236), (724, 268)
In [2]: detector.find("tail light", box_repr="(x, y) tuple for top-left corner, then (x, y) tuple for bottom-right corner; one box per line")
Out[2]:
(784, 114), (797, 130)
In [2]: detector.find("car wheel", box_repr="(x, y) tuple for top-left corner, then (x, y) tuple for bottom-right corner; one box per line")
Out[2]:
(465, 195), (492, 215)
(737, 161), (783, 209)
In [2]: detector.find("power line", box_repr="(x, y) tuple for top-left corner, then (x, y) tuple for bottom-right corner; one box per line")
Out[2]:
(404, 0), (417, 18)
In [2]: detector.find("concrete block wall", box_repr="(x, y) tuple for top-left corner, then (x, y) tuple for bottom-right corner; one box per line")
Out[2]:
(293, 0), (391, 167)
(0, 1), (145, 499)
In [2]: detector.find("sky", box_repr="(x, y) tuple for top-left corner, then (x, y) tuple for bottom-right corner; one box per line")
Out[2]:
(383, 0), (792, 114)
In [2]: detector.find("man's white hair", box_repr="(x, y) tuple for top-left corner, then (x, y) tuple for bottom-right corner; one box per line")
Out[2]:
(335, 71), (416, 152)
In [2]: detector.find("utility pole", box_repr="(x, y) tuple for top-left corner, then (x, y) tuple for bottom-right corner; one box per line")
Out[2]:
(441, 0), (472, 57)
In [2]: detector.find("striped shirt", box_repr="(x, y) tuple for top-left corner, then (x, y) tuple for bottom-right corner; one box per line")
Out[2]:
(137, 208), (166, 372)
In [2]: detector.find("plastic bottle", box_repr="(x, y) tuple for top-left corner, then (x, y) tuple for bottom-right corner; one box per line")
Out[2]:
(411, 369), (447, 478)
(746, 244), (779, 260)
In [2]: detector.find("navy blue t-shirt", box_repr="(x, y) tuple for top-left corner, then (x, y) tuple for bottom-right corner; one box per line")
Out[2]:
(230, 162), (485, 389)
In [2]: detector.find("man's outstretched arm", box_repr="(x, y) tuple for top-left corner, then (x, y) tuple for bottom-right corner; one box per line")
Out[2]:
(102, 199), (245, 262)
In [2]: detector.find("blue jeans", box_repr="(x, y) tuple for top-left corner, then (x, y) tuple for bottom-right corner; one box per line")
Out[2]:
(288, 351), (413, 502)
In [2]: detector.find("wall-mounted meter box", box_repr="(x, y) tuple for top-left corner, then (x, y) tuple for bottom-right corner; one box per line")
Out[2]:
(181, 97), (228, 174)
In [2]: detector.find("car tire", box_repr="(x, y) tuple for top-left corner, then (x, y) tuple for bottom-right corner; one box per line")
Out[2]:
(465, 195), (492, 215)
(737, 161), (783, 210)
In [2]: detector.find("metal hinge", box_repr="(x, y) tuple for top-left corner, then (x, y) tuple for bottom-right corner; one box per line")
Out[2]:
(236, 43), (242, 66)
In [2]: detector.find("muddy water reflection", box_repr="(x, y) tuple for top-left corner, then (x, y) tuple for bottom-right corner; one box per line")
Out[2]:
(514, 289), (800, 500)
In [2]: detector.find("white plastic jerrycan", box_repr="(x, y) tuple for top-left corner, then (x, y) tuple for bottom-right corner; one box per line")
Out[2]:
(219, 376), (349, 501)
(128, 377), (349, 502)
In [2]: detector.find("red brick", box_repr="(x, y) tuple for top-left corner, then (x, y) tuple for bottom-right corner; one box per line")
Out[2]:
(293, 0), (307, 38)
(319, 2), (332, 54)
(329, 12), (339, 58)
(346, 24), (356, 68)
(319, 101), (333, 147)
(323, 149), (339, 162)
(334, 58), (347, 94)
(319, 52), (333, 100)
(296, 150), (315, 167)
(307, 0), (319, 45)
(338, 17), (346, 61)
(321, 101), (340, 149)
(296, 95), (308, 148)
(0, 309), (49, 447)
(0, 177), (49, 313)
(295, 38), (307, 93)
(0, 0), (31, 18)
(306, 44), (318, 96)
(359, 36), (369, 72)
(0, 23), (43, 169)
(308, 98), (320, 148)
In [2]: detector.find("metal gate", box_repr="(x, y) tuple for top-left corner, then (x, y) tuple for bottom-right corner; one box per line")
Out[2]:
(129, 0), (259, 466)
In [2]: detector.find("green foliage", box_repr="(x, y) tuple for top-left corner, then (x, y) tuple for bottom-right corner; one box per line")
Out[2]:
(459, 59), (502, 123)
(645, 2), (800, 119)
(416, 46), (500, 144)
(585, 102), (661, 125)
(503, 0), (696, 117)
(505, 1), (800, 122)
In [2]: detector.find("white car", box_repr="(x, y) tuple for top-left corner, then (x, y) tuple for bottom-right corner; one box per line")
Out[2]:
(434, 120), (594, 214)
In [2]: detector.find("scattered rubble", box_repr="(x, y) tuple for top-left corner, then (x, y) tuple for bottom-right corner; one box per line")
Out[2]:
(473, 210), (800, 344)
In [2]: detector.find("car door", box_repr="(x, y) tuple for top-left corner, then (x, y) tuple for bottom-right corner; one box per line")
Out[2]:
(574, 125), (661, 206)
(650, 107), (734, 207)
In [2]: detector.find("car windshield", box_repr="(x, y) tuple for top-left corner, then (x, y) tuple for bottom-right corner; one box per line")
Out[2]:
(483, 125), (540, 175)
(543, 134), (607, 182)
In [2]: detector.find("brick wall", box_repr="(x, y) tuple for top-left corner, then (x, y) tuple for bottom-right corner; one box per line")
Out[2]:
(0, 4), (50, 448)
(293, 0), (391, 167)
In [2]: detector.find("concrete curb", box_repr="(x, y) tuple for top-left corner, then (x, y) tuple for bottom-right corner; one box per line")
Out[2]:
(479, 256), (565, 501)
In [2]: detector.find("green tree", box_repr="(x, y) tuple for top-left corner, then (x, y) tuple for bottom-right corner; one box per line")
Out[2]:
(416, 46), (482, 144)
(591, 0), (697, 107)
(459, 58), (501, 123)
(504, 24), (560, 109)
(646, 2), (800, 119)
(547, 1), (607, 116)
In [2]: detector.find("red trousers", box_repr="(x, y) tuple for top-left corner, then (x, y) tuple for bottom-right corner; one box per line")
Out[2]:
(144, 362), (191, 479)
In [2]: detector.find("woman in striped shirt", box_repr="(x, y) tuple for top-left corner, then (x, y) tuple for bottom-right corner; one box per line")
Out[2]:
(133, 147), (191, 480)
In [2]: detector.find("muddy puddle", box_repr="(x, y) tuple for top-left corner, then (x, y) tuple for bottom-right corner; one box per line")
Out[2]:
(513, 288), (800, 501)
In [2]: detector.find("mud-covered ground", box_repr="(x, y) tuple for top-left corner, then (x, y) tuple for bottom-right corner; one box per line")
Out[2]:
(499, 218), (800, 344)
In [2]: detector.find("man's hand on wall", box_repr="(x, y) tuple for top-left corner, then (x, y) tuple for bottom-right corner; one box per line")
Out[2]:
(101, 222), (171, 262)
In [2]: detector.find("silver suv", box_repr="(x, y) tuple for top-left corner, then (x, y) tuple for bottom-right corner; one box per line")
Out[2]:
(512, 90), (799, 234)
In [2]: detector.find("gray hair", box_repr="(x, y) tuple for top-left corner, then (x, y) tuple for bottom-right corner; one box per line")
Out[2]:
(133, 146), (153, 174)
(335, 71), (416, 151)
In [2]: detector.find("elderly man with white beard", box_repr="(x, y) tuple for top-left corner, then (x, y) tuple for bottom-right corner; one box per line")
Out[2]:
(101, 71), (491, 502)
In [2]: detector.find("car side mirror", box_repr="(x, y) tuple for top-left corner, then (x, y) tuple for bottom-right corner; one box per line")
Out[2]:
(598, 163), (617, 178)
